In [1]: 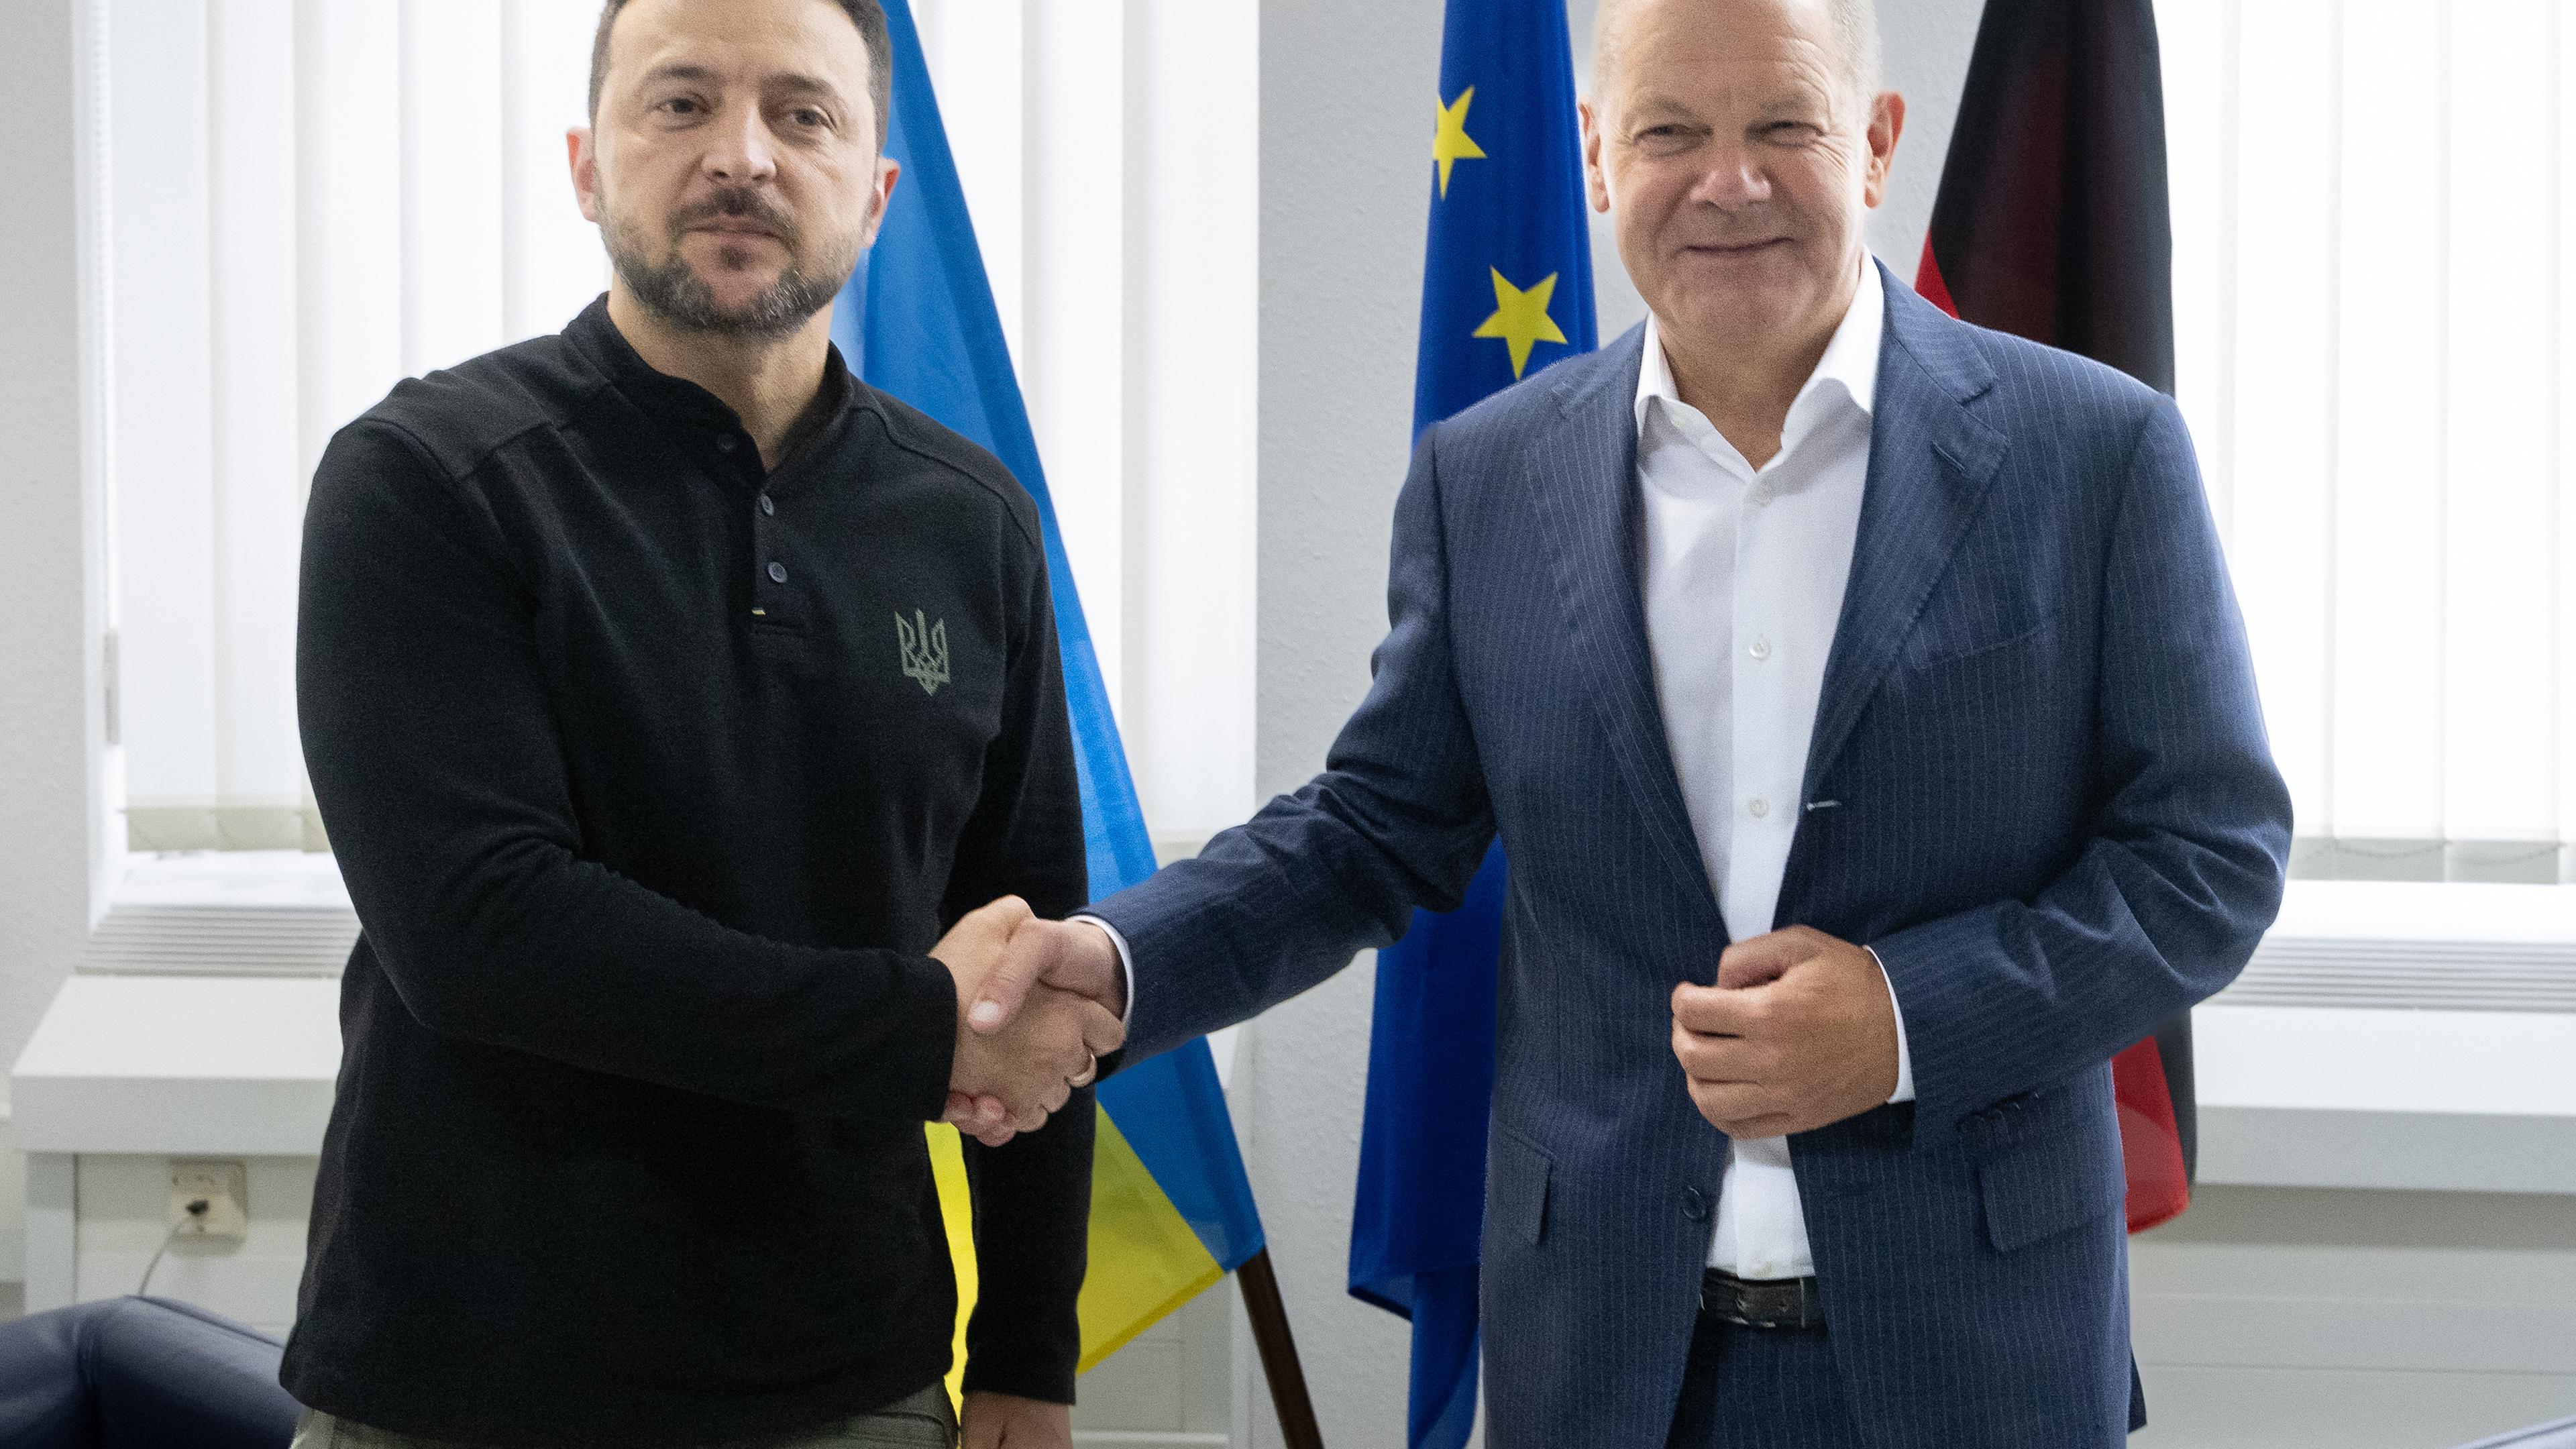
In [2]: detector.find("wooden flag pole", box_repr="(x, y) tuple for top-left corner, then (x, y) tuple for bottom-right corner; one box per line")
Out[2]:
(1235, 1248), (1326, 1449)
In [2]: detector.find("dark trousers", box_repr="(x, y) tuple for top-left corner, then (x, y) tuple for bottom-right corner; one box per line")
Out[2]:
(1664, 1317), (1864, 1449)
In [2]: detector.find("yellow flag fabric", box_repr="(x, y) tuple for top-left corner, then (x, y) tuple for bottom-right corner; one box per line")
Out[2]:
(925, 1108), (1226, 1410)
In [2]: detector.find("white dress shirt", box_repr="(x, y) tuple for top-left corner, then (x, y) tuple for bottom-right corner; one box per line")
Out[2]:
(1635, 257), (1911, 1278)
(1083, 258), (1914, 1281)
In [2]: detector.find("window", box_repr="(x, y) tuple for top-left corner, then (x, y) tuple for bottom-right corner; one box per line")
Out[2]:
(2159, 0), (2575, 885)
(93, 0), (1258, 883)
(101, 0), (605, 853)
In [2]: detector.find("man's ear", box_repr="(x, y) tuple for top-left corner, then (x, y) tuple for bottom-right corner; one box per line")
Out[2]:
(1862, 92), (1905, 209)
(570, 125), (602, 224)
(857, 157), (902, 251)
(1579, 98), (1612, 214)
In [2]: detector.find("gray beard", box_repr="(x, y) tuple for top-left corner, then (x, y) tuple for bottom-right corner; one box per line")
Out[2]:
(602, 205), (858, 340)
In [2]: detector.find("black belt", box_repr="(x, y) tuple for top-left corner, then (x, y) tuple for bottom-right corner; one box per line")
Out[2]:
(1700, 1269), (1827, 1330)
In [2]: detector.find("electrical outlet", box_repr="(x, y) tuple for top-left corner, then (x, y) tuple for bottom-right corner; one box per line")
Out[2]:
(168, 1161), (248, 1241)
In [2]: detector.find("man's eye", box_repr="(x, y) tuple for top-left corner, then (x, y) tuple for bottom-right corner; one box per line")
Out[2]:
(790, 108), (828, 128)
(659, 97), (702, 117)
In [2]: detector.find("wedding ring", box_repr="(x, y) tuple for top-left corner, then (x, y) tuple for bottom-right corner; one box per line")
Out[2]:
(1068, 1053), (1099, 1089)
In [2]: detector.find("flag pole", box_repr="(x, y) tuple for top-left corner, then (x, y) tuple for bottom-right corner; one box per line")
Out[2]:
(1236, 1248), (1326, 1449)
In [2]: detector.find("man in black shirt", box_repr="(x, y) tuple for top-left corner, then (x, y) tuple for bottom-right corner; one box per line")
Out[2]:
(284, 2), (1116, 1446)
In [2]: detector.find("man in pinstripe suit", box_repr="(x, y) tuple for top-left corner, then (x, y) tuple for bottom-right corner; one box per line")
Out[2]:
(953, 0), (2291, 1442)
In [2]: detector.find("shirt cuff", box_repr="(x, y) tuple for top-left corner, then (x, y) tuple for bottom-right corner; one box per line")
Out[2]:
(1864, 945), (1915, 1104)
(1069, 914), (1136, 1026)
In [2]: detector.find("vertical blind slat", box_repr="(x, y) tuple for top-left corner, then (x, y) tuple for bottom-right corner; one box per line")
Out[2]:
(400, 0), (507, 376)
(2229, 0), (2338, 838)
(2332, 0), (2445, 841)
(209, 0), (307, 836)
(502, 0), (608, 342)
(112, 0), (219, 824)
(2443, 0), (2559, 844)
(299, 0), (402, 485)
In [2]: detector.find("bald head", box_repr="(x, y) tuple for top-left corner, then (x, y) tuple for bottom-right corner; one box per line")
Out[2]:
(1594, 0), (1882, 111)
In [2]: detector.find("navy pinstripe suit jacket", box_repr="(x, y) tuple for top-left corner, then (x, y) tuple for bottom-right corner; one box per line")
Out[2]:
(1093, 264), (2292, 1448)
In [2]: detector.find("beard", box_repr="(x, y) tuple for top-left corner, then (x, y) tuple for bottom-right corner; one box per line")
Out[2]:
(601, 185), (861, 339)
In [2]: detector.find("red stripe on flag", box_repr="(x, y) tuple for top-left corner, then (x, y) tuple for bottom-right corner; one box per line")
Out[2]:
(2112, 1036), (2190, 1232)
(1913, 240), (1962, 319)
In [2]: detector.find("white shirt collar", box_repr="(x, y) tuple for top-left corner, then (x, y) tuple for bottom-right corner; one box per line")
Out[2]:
(1633, 255), (1886, 441)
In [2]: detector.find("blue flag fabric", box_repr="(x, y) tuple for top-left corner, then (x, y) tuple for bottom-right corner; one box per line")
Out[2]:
(841, 0), (1265, 1288)
(1346, 3), (1597, 1446)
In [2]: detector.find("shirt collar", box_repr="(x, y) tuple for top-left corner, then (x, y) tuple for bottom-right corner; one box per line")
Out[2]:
(1633, 254), (1885, 440)
(566, 294), (860, 441)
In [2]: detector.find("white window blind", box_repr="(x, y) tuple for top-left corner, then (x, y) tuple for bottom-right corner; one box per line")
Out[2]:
(99, 0), (1260, 860)
(103, 0), (607, 853)
(2159, 0), (2576, 884)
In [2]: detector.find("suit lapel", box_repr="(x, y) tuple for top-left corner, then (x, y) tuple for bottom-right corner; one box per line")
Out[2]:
(1800, 268), (2010, 800)
(1530, 329), (1720, 919)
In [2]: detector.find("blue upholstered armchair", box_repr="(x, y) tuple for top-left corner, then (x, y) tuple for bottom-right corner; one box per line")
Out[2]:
(0, 1296), (301, 1449)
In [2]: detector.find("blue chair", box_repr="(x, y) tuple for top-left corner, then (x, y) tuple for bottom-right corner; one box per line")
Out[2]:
(0, 1295), (301, 1449)
(2459, 1418), (2576, 1448)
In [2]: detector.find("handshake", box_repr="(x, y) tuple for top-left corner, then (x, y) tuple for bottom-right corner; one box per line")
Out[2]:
(929, 897), (1130, 1148)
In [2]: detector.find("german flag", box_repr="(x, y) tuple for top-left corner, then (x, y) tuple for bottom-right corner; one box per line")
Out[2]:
(1915, 0), (2196, 1233)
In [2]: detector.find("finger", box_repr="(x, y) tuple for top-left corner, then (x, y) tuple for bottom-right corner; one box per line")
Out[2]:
(1687, 1079), (1774, 1124)
(1673, 981), (1770, 1036)
(1715, 930), (1814, 991)
(1077, 1002), (1126, 1057)
(968, 918), (1059, 1035)
(1009, 1099), (1049, 1135)
(1709, 1112), (1799, 1140)
(1670, 1019), (1768, 1082)
(971, 1123), (1020, 1148)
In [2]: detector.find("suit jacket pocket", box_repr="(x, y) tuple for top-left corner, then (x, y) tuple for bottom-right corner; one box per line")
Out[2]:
(1973, 1110), (2124, 1254)
(1488, 1125), (1553, 1247)
(1904, 604), (2061, 670)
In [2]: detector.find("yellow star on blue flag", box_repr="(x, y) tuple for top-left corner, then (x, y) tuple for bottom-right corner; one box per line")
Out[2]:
(1472, 268), (1568, 379)
(1433, 87), (1487, 198)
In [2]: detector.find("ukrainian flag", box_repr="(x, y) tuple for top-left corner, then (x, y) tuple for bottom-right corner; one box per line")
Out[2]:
(834, 0), (1267, 1399)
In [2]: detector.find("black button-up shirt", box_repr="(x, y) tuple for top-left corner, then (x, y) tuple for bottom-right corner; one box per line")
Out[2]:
(285, 299), (1091, 1444)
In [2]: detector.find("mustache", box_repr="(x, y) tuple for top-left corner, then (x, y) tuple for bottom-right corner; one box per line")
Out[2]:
(674, 189), (800, 244)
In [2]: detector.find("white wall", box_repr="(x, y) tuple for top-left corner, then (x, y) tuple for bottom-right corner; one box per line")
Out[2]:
(0, 0), (111, 1287)
(1232, 3), (1981, 1444)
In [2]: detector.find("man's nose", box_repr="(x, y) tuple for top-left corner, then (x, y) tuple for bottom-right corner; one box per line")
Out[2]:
(704, 104), (780, 185)
(1686, 142), (1770, 209)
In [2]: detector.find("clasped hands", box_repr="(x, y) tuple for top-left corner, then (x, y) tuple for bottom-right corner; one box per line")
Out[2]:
(929, 898), (1129, 1148)
(1671, 925), (1901, 1139)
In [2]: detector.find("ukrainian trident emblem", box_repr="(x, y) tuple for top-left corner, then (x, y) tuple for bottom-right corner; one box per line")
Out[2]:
(896, 609), (951, 697)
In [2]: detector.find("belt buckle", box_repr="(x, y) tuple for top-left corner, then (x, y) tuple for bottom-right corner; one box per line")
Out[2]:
(1702, 1270), (1821, 1330)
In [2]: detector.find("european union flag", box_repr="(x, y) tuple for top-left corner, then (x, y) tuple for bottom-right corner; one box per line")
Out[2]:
(1346, 2), (1596, 1446)
(838, 0), (1267, 1397)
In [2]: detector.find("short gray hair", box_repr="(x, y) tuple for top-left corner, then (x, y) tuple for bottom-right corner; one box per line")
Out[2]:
(1593, 0), (1883, 110)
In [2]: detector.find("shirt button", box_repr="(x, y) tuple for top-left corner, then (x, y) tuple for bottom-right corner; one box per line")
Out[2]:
(1748, 798), (1770, 819)
(1750, 481), (1776, 506)
(759, 493), (776, 517)
(1748, 638), (1772, 661)
(1682, 1187), (1710, 1222)
(715, 434), (738, 453)
(767, 561), (788, 584)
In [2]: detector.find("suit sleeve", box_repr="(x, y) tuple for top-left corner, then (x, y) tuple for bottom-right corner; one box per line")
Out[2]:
(1091, 423), (1498, 1060)
(1868, 396), (2293, 1144)
(949, 516), (1094, 1405)
(298, 421), (958, 1124)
